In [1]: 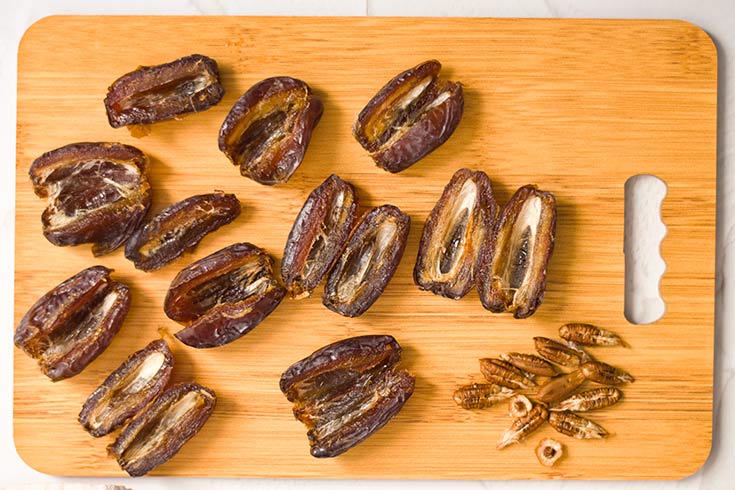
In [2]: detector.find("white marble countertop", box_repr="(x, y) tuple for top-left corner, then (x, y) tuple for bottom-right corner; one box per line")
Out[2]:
(2, 1), (733, 489)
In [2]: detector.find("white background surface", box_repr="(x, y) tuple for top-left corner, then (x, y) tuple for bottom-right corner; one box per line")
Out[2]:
(1, 1), (733, 489)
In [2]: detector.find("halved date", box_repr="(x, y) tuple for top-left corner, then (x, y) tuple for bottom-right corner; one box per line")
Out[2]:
(281, 174), (358, 299)
(104, 54), (224, 128)
(477, 185), (557, 318)
(353, 59), (464, 173)
(79, 339), (174, 437)
(125, 191), (241, 271)
(14, 266), (130, 381)
(29, 142), (151, 256)
(219, 76), (323, 185)
(414, 168), (497, 299)
(109, 382), (216, 477)
(322, 205), (410, 317)
(164, 242), (285, 348)
(280, 335), (415, 458)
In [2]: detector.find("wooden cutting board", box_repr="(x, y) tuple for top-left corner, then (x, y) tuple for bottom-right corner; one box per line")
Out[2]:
(14, 16), (716, 479)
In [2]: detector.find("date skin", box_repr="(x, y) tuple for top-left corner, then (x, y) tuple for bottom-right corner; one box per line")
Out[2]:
(125, 191), (241, 271)
(29, 142), (151, 256)
(414, 168), (498, 299)
(105, 54), (224, 128)
(353, 60), (464, 173)
(109, 382), (216, 477)
(79, 339), (174, 437)
(323, 205), (410, 317)
(165, 242), (286, 348)
(281, 174), (358, 299)
(219, 76), (323, 185)
(280, 335), (415, 458)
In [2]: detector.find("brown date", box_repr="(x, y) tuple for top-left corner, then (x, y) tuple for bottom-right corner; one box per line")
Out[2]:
(29, 142), (151, 256)
(79, 339), (174, 437)
(104, 54), (224, 128)
(353, 59), (464, 173)
(280, 335), (415, 458)
(14, 266), (130, 381)
(164, 242), (286, 348)
(323, 205), (410, 317)
(109, 382), (216, 477)
(281, 174), (358, 299)
(219, 76), (323, 185)
(125, 191), (241, 271)
(414, 168), (498, 299)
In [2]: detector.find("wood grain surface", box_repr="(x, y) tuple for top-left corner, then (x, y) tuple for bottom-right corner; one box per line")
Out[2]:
(14, 16), (717, 479)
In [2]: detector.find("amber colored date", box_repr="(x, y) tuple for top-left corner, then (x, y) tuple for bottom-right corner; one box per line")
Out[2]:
(14, 266), (130, 381)
(79, 339), (174, 437)
(323, 205), (410, 317)
(109, 382), (216, 477)
(125, 191), (241, 271)
(353, 60), (464, 173)
(280, 335), (414, 458)
(414, 168), (498, 299)
(29, 142), (151, 256)
(219, 76), (323, 185)
(281, 175), (358, 299)
(164, 242), (286, 348)
(104, 54), (224, 128)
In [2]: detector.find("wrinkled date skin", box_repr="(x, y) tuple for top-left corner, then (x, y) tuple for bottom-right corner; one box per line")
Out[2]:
(353, 60), (464, 173)
(164, 242), (286, 348)
(109, 382), (216, 477)
(79, 339), (174, 437)
(29, 142), (151, 256)
(477, 185), (557, 318)
(281, 174), (358, 299)
(280, 335), (415, 458)
(219, 76), (323, 185)
(414, 168), (497, 299)
(104, 54), (224, 128)
(323, 205), (410, 317)
(125, 191), (241, 271)
(14, 266), (130, 381)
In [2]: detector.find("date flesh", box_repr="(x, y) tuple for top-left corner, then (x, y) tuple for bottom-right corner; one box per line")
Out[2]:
(125, 191), (241, 271)
(14, 266), (130, 381)
(477, 185), (557, 318)
(219, 76), (323, 185)
(280, 335), (414, 458)
(105, 54), (224, 128)
(79, 339), (174, 437)
(109, 382), (216, 477)
(164, 242), (286, 348)
(353, 59), (464, 173)
(281, 175), (358, 299)
(323, 205), (410, 317)
(414, 168), (497, 299)
(29, 142), (151, 256)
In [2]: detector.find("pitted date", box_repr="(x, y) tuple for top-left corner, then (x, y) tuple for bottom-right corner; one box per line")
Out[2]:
(353, 59), (464, 173)
(280, 335), (415, 458)
(322, 205), (410, 317)
(281, 175), (358, 299)
(164, 242), (286, 348)
(14, 266), (130, 381)
(104, 54), (224, 128)
(414, 168), (497, 299)
(477, 185), (556, 318)
(125, 191), (241, 271)
(109, 382), (216, 477)
(219, 76), (323, 185)
(29, 142), (151, 256)
(79, 339), (174, 437)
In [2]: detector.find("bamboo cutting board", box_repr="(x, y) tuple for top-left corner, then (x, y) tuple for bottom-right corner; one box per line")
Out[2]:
(14, 16), (716, 479)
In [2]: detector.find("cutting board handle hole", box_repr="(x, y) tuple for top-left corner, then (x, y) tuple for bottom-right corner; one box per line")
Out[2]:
(623, 174), (668, 324)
